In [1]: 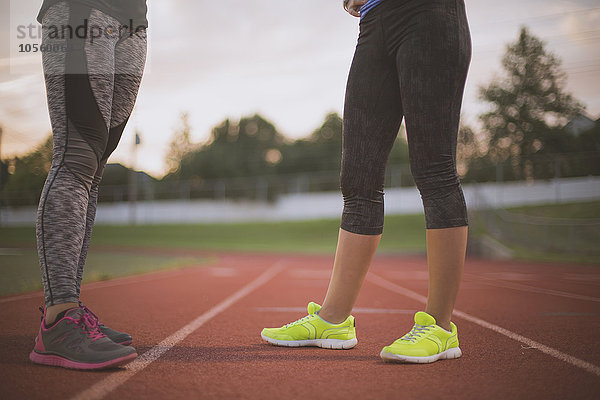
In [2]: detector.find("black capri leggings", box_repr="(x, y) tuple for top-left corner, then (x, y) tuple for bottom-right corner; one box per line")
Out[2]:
(340, 0), (471, 234)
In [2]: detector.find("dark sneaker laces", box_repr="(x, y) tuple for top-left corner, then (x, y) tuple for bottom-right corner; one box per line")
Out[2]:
(39, 303), (106, 328)
(66, 311), (106, 341)
(38, 305), (106, 341)
(79, 302), (107, 328)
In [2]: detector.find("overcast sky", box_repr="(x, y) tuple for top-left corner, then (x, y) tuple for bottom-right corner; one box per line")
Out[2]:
(1, 0), (599, 177)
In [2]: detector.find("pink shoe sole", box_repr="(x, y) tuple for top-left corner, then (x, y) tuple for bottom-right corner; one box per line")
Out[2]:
(29, 351), (137, 370)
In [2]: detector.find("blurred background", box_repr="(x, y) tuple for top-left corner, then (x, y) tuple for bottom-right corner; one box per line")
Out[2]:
(0, 1), (599, 295)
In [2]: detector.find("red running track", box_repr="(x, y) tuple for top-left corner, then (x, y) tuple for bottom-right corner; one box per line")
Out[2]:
(0, 251), (599, 399)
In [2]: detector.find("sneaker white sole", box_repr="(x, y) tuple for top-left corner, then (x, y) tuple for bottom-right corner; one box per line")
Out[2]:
(380, 347), (462, 363)
(261, 333), (358, 349)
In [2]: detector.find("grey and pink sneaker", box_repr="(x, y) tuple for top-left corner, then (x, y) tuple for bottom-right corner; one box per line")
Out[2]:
(29, 307), (137, 370)
(79, 302), (133, 345)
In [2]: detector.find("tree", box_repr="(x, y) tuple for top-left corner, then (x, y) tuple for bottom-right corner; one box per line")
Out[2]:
(165, 112), (194, 174)
(2, 135), (53, 206)
(176, 114), (286, 180)
(479, 26), (583, 179)
(279, 112), (343, 174)
(387, 122), (410, 166)
(279, 112), (409, 175)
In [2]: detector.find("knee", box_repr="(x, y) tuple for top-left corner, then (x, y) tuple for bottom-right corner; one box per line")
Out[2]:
(63, 136), (101, 191)
(411, 158), (460, 200)
(340, 167), (385, 209)
(411, 159), (468, 229)
(340, 171), (385, 235)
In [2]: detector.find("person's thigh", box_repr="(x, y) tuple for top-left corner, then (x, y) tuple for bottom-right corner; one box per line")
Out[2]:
(42, 3), (120, 187)
(340, 11), (404, 235)
(389, 0), (471, 228)
(94, 28), (147, 180)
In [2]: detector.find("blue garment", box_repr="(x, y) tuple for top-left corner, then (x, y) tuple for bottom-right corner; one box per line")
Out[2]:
(360, 0), (385, 19)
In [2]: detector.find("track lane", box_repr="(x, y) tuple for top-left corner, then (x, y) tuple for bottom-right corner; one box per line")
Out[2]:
(0, 254), (283, 399)
(71, 260), (286, 400)
(102, 255), (599, 400)
(1, 253), (599, 399)
(371, 256), (600, 365)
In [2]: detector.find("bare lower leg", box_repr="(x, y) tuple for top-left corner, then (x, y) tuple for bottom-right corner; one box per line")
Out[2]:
(45, 302), (79, 324)
(424, 226), (468, 331)
(319, 229), (381, 324)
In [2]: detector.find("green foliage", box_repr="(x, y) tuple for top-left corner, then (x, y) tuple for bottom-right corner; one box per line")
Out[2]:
(0, 132), (155, 205)
(165, 112), (195, 174)
(389, 125), (410, 165)
(464, 26), (593, 182)
(166, 112), (409, 181)
(0, 160), (8, 191)
(173, 114), (285, 180)
(279, 113), (409, 175)
(2, 136), (53, 206)
(457, 123), (485, 178)
(479, 27), (583, 159)
(279, 112), (343, 174)
(575, 123), (600, 153)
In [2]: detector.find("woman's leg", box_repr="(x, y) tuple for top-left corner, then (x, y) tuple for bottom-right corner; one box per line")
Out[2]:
(374, 0), (471, 363)
(75, 28), (147, 297)
(390, 0), (472, 330)
(317, 12), (404, 324)
(69, 27), (147, 347)
(424, 227), (468, 330)
(31, 2), (138, 370)
(37, 3), (118, 322)
(319, 230), (380, 324)
(261, 11), (403, 348)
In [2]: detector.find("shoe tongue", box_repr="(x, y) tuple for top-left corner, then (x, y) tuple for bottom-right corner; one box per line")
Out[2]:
(414, 311), (436, 326)
(307, 302), (322, 315)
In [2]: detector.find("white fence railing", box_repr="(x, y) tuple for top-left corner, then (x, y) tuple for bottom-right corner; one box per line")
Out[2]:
(1, 176), (598, 226)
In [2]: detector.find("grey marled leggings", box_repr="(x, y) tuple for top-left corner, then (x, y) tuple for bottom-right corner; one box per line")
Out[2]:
(37, 1), (146, 306)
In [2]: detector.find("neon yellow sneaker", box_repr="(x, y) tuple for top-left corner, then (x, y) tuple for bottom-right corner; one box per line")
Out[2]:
(380, 311), (461, 363)
(261, 302), (357, 349)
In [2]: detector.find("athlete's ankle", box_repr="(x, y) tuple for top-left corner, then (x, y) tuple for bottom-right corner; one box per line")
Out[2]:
(317, 307), (348, 325)
(45, 302), (79, 325)
(432, 318), (451, 331)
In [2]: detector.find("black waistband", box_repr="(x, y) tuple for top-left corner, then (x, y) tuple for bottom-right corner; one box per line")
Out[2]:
(38, 0), (148, 28)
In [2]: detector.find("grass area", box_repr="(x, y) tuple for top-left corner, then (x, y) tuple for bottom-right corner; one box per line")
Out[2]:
(510, 248), (599, 265)
(0, 214), (427, 254)
(506, 200), (600, 219)
(0, 248), (206, 297)
(471, 200), (600, 264)
(0, 215), (426, 296)
(2, 201), (596, 297)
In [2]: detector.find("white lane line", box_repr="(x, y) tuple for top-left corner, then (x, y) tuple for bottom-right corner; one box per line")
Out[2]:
(465, 274), (600, 303)
(70, 261), (287, 400)
(540, 312), (600, 317)
(367, 272), (600, 377)
(255, 307), (414, 314)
